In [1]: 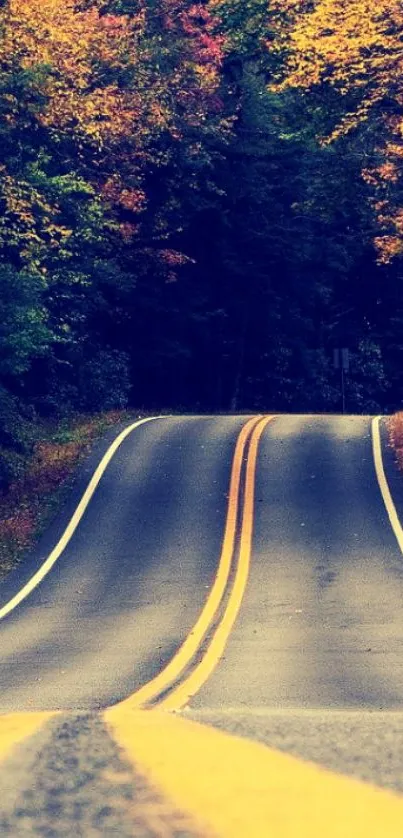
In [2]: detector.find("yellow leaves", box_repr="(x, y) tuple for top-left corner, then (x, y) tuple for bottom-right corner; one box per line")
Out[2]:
(46, 224), (73, 241)
(377, 161), (399, 183)
(0, 0), (144, 149)
(0, 0), (223, 167)
(2, 175), (46, 232)
(272, 0), (401, 98)
(374, 235), (403, 263)
(0, 167), (74, 266)
(271, 0), (403, 261)
(0, 0), (227, 276)
(147, 101), (169, 130)
(362, 168), (379, 187)
(385, 141), (403, 157)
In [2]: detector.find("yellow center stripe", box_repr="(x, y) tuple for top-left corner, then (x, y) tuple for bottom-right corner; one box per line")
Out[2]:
(105, 709), (403, 838)
(116, 414), (265, 709)
(159, 415), (273, 710)
(0, 712), (57, 764)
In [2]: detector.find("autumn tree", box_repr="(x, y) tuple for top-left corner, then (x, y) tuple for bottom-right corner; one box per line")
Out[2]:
(270, 0), (403, 263)
(171, 1), (382, 412)
(0, 0), (229, 438)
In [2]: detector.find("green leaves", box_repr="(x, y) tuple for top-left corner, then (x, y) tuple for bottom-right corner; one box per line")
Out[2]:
(0, 265), (49, 378)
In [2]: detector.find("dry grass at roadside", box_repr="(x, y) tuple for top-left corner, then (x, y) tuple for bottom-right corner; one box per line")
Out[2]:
(388, 412), (403, 472)
(0, 410), (144, 578)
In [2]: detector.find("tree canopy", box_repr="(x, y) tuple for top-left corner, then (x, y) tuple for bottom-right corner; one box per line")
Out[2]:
(1, 0), (403, 484)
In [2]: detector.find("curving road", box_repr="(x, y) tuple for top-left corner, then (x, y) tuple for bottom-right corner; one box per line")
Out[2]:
(191, 413), (403, 712)
(0, 413), (403, 715)
(0, 415), (252, 711)
(2, 413), (403, 836)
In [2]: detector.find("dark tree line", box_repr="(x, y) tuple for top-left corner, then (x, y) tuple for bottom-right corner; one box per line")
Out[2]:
(1, 0), (403, 487)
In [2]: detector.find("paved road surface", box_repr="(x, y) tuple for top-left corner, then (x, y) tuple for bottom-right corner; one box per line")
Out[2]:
(1, 413), (403, 836)
(0, 415), (247, 711)
(190, 414), (403, 711)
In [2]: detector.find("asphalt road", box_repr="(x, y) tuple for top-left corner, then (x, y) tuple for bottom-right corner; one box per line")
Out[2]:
(190, 414), (403, 711)
(0, 415), (250, 711)
(2, 413), (403, 835)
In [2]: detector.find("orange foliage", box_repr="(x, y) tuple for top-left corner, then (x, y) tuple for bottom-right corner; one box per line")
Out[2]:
(0, 0), (226, 261)
(389, 412), (403, 473)
(0, 411), (132, 572)
(270, 0), (403, 263)
(101, 177), (147, 214)
(2, 0), (145, 149)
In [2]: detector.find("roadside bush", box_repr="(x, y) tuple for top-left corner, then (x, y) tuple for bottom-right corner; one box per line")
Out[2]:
(389, 412), (403, 472)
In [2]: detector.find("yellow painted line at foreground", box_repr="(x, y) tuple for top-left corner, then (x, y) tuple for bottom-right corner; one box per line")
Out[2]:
(0, 416), (161, 622)
(115, 415), (264, 709)
(159, 414), (274, 710)
(0, 712), (57, 764)
(105, 709), (403, 838)
(372, 416), (403, 555)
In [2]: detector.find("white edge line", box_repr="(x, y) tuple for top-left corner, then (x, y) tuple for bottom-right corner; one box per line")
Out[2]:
(0, 416), (163, 621)
(372, 415), (403, 555)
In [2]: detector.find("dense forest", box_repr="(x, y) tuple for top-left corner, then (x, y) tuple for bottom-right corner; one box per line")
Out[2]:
(1, 0), (403, 486)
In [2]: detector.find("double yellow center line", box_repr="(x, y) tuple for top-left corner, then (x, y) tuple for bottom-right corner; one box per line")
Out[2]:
(116, 414), (274, 712)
